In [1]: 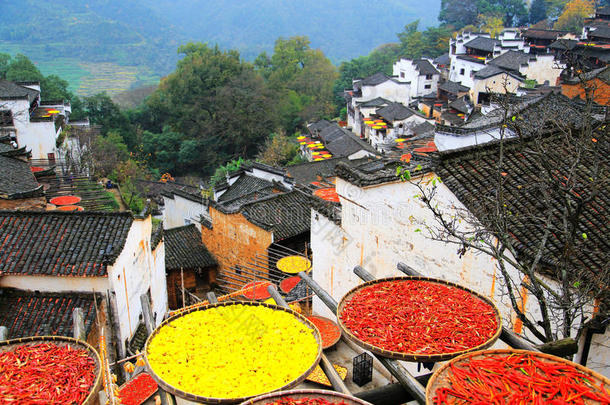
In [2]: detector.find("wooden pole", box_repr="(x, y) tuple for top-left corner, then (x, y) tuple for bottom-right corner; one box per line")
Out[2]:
(299, 271), (426, 404)
(266, 285), (351, 395)
(73, 308), (86, 340)
(140, 294), (155, 335)
(181, 267), (185, 308)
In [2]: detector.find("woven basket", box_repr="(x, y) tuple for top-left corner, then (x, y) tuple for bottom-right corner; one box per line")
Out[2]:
(0, 335), (103, 405)
(336, 276), (502, 362)
(144, 301), (323, 404)
(239, 389), (373, 405)
(426, 348), (610, 404)
(306, 315), (341, 349)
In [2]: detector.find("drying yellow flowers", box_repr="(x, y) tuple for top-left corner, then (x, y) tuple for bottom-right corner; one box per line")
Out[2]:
(146, 304), (320, 399)
(276, 255), (311, 274)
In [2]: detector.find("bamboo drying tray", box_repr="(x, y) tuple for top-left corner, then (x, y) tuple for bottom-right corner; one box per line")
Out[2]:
(144, 301), (323, 404)
(307, 315), (341, 349)
(426, 349), (610, 404)
(337, 276), (502, 362)
(0, 335), (103, 405)
(239, 388), (373, 405)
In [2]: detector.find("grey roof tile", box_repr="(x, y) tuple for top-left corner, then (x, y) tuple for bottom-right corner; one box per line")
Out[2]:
(165, 224), (216, 270)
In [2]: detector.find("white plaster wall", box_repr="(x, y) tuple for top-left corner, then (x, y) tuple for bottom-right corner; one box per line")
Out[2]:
(250, 168), (292, 188)
(108, 216), (166, 348)
(449, 59), (485, 88)
(16, 121), (58, 159)
(586, 331), (610, 377)
(470, 74), (523, 105)
(361, 81), (410, 105)
(0, 275), (108, 292)
(435, 128), (517, 151)
(521, 55), (563, 86)
(163, 194), (208, 230)
(311, 174), (607, 376)
(150, 240), (168, 326)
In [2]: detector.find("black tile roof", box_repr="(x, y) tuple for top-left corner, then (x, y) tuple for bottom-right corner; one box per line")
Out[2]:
(286, 157), (350, 185)
(563, 66), (610, 84)
(549, 39), (579, 50)
(434, 54), (451, 65)
(240, 191), (311, 241)
(0, 155), (43, 199)
(449, 97), (472, 114)
(325, 133), (376, 158)
(358, 97), (391, 108)
(335, 156), (435, 188)
(589, 26), (610, 39)
(489, 51), (535, 72)
(164, 224), (216, 271)
(0, 289), (98, 339)
(128, 322), (148, 355)
(0, 80), (39, 103)
(137, 179), (202, 206)
(307, 120), (333, 134)
(437, 129), (610, 282)
(414, 59), (440, 76)
(411, 121), (435, 136)
(360, 72), (395, 86)
(464, 37), (500, 53)
(0, 211), (134, 277)
(218, 174), (276, 203)
(376, 102), (415, 122)
(438, 81), (470, 94)
(522, 28), (567, 40)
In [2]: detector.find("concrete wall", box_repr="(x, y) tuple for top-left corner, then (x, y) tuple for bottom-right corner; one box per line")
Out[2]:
(163, 194), (208, 230)
(310, 173), (608, 377)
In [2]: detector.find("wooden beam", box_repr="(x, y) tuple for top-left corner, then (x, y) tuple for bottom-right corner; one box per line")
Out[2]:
(140, 294), (155, 335)
(73, 308), (86, 340)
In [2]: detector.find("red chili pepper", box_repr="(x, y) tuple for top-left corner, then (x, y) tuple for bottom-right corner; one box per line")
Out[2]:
(307, 316), (341, 348)
(433, 352), (610, 404)
(339, 280), (498, 355)
(0, 343), (96, 404)
(117, 372), (158, 405)
(269, 397), (350, 405)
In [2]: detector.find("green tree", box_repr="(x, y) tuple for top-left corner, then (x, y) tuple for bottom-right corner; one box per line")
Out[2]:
(398, 21), (426, 59)
(0, 53), (11, 79)
(256, 131), (299, 167)
(91, 131), (130, 177)
(529, 0), (548, 23)
(479, 14), (505, 37)
(4, 54), (43, 82)
(82, 92), (135, 148)
(439, 0), (479, 28)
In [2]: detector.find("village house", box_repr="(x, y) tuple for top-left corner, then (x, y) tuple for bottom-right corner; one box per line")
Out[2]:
(309, 119), (609, 377)
(0, 210), (167, 357)
(306, 120), (377, 160)
(521, 28), (573, 54)
(366, 102), (431, 152)
(0, 80), (72, 160)
(392, 58), (441, 99)
(470, 66), (526, 106)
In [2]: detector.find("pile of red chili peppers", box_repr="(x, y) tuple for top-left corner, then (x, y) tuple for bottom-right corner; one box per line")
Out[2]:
(118, 372), (158, 405)
(0, 342), (96, 404)
(307, 316), (341, 348)
(433, 352), (610, 404)
(340, 280), (498, 354)
(269, 397), (350, 404)
(241, 281), (273, 300)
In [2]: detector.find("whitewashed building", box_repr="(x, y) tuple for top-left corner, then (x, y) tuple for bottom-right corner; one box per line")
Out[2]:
(393, 58), (441, 99)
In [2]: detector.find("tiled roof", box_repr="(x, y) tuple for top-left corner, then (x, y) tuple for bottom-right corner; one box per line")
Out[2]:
(0, 155), (43, 199)
(438, 81), (470, 94)
(376, 102), (415, 122)
(241, 191), (311, 241)
(464, 37), (500, 53)
(414, 59), (440, 76)
(360, 72), (395, 86)
(315, 123), (376, 158)
(589, 26), (610, 39)
(0, 289), (98, 339)
(0, 80), (39, 103)
(218, 174), (276, 203)
(286, 157), (350, 185)
(128, 322), (148, 355)
(335, 156), (435, 188)
(521, 29), (567, 40)
(411, 121), (435, 136)
(358, 97), (391, 108)
(488, 51), (535, 72)
(564, 66), (610, 84)
(164, 224), (216, 271)
(449, 97), (472, 114)
(136, 179), (202, 206)
(0, 211), (134, 277)
(434, 53), (451, 65)
(307, 120), (333, 133)
(437, 129), (609, 281)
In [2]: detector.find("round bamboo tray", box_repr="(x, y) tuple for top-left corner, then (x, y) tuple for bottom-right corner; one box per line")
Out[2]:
(426, 349), (610, 404)
(336, 276), (502, 362)
(276, 256), (311, 274)
(0, 335), (103, 405)
(239, 389), (373, 405)
(144, 301), (323, 404)
(306, 315), (341, 349)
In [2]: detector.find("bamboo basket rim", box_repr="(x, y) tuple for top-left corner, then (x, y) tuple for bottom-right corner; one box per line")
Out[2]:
(425, 348), (610, 404)
(276, 256), (312, 274)
(336, 276), (503, 362)
(144, 301), (323, 404)
(0, 335), (103, 405)
(306, 315), (342, 349)
(238, 388), (374, 405)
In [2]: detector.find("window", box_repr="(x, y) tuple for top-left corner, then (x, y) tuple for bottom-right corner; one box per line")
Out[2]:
(400, 72), (405, 78)
(235, 266), (242, 275)
(459, 68), (465, 75)
(184, 218), (192, 225)
(425, 74), (433, 80)
(424, 84), (431, 89)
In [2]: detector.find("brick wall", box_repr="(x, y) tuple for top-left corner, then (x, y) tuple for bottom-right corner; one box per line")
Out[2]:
(201, 206), (272, 289)
(561, 79), (610, 106)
